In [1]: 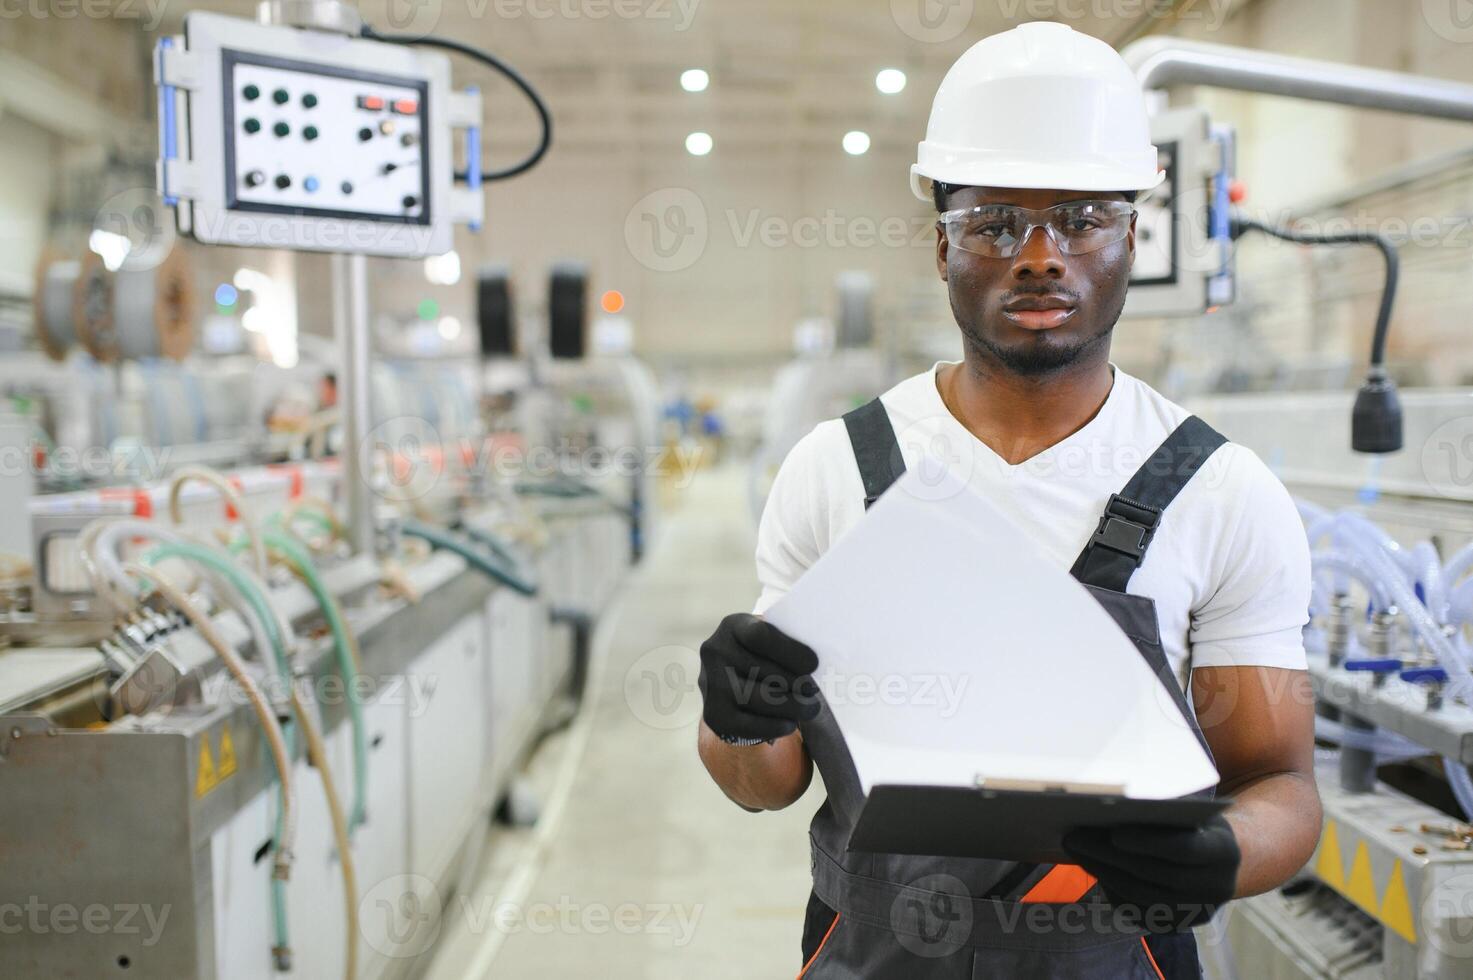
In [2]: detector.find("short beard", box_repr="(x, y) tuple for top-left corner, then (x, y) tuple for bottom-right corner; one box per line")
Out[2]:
(953, 291), (1126, 378)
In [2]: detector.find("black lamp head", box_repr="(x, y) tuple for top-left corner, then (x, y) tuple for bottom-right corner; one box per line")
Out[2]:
(1351, 371), (1403, 454)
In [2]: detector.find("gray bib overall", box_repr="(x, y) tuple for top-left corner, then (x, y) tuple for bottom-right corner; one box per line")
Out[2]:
(795, 397), (1227, 979)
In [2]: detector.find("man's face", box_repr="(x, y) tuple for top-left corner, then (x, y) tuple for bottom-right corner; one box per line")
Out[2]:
(935, 186), (1136, 377)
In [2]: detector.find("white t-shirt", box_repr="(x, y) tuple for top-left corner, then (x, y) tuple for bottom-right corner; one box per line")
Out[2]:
(753, 362), (1310, 692)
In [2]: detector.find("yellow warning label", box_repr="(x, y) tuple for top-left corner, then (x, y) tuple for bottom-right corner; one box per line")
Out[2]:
(218, 726), (237, 779)
(1315, 820), (1346, 890)
(1380, 860), (1418, 944)
(1346, 841), (1380, 915)
(195, 739), (218, 798)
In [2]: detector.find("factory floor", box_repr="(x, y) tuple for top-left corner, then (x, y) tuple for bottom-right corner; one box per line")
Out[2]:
(425, 464), (821, 979)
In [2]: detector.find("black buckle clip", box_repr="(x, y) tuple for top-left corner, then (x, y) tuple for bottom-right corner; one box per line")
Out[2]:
(1088, 494), (1162, 564)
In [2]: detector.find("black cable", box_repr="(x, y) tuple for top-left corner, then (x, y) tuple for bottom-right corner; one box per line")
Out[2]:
(1230, 215), (1398, 371)
(1231, 213), (1404, 453)
(361, 25), (552, 182)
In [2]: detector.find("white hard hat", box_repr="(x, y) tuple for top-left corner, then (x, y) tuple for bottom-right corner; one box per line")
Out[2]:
(910, 22), (1165, 202)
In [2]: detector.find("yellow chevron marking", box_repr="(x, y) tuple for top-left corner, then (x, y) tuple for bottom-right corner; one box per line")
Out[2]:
(1346, 841), (1380, 915)
(1315, 819), (1346, 890)
(1380, 860), (1417, 944)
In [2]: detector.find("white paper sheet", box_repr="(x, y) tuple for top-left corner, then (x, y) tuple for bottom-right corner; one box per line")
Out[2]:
(765, 466), (1218, 800)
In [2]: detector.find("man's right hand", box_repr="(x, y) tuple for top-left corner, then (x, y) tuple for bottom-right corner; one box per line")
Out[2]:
(699, 613), (820, 743)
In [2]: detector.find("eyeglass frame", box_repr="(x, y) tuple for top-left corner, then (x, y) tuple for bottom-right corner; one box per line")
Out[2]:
(936, 199), (1138, 259)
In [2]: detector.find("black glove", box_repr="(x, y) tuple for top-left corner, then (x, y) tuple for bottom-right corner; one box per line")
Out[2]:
(699, 613), (820, 744)
(1061, 813), (1240, 932)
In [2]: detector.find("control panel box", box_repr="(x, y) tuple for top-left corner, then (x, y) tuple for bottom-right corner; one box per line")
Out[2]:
(1123, 108), (1236, 320)
(156, 13), (483, 258)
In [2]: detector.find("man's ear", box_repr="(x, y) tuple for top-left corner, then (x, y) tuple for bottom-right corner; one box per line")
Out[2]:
(935, 221), (949, 281)
(1126, 211), (1137, 268)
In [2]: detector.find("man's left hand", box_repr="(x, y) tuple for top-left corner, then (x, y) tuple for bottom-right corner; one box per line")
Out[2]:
(1062, 813), (1240, 931)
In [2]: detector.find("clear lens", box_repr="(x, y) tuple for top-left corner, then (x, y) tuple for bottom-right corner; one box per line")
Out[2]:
(942, 201), (1134, 258)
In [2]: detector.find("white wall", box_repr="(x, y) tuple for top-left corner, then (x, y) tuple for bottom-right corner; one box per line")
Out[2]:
(0, 115), (56, 292)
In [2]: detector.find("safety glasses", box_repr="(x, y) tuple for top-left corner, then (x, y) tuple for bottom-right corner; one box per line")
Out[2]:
(938, 200), (1136, 259)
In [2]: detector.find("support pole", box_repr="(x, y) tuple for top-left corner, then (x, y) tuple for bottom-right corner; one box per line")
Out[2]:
(333, 252), (376, 556)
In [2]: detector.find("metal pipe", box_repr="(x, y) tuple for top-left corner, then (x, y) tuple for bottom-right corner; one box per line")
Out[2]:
(333, 252), (376, 556)
(1122, 37), (1473, 123)
(1339, 713), (1379, 794)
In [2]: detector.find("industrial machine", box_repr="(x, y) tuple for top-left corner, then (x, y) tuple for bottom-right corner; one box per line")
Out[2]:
(1109, 36), (1473, 980)
(0, 5), (636, 979)
(1183, 390), (1473, 980)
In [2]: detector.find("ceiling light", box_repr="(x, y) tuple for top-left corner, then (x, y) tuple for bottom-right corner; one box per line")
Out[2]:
(876, 68), (907, 94)
(685, 131), (713, 156)
(423, 250), (461, 286)
(842, 130), (871, 156)
(680, 68), (709, 93)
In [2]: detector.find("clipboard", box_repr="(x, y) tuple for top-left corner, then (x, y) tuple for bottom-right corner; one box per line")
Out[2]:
(848, 780), (1228, 865)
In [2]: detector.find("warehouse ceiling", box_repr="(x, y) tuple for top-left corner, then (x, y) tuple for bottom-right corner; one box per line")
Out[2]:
(145, 0), (1226, 165)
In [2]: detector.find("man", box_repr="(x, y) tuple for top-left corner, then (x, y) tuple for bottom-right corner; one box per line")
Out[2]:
(696, 21), (1320, 979)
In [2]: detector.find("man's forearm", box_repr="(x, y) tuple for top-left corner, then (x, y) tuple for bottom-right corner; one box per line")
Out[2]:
(1223, 768), (1322, 897)
(697, 722), (813, 811)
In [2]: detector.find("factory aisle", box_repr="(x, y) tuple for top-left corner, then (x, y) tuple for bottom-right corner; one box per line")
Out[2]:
(430, 465), (821, 979)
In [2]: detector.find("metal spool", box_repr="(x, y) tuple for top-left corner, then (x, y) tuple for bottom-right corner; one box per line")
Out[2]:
(71, 251), (116, 362)
(32, 250), (81, 361)
(76, 246), (196, 363)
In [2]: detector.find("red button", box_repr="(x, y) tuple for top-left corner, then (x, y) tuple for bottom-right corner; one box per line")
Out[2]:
(358, 95), (385, 111)
(392, 99), (419, 115)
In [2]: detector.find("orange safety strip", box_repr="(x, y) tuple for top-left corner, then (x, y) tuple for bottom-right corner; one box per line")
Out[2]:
(1140, 937), (1167, 980)
(269, 464), (304, 500)
(99, 488), (153, 519)
(796, 913), (840, 979)
(1019, 864), (1097, 904)
(224, 476), (244, 521)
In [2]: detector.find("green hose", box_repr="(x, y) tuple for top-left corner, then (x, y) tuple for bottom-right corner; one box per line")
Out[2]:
(283, 508), (336, 540)
(459, 525), (540, 595)
(142, 541), (296, 963)
(266, 528), (369, 831)
(402, 519), (539, 597)
(515, 475), (636, 517)
(231, 523), (370, 831)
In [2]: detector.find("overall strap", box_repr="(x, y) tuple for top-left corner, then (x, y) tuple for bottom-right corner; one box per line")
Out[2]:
(842, 397), (906, 509)
(1070, 415), (1228, 592)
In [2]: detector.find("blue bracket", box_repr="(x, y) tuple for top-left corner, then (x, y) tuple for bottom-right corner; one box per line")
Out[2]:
(1400, 667), (1449, 685)
(157, 37), (179, 207)
(1209, 135), (1231, 246)
(465, 85), (482, 232)
(1343, 658), (1402, 674)
(1206, 125), (1235, 305)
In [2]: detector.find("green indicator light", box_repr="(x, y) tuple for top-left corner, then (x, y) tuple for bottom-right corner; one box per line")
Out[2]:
(417, 299), (439, 321)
